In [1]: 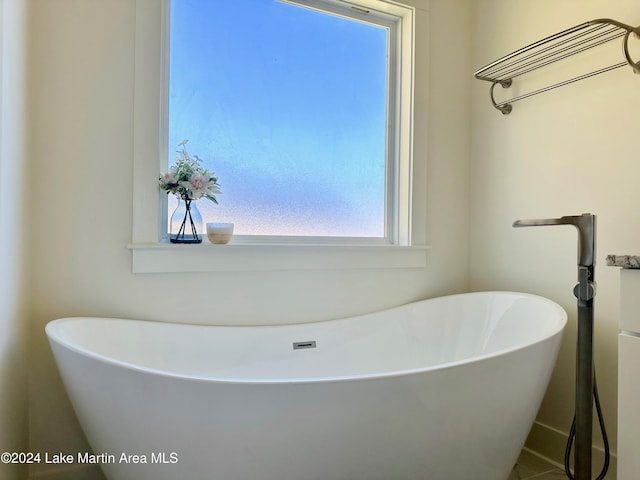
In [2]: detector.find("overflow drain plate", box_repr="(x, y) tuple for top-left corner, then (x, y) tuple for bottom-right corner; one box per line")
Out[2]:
(293, 341), (317, 350)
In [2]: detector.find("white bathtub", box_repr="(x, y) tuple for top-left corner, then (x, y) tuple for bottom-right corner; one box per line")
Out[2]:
(46, 291), (566, 480)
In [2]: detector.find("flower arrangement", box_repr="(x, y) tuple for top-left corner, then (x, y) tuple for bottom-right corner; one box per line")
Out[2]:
(159, 140), (221, 202)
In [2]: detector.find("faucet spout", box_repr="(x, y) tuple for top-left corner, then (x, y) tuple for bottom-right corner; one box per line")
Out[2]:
(513, 213), (596, 267)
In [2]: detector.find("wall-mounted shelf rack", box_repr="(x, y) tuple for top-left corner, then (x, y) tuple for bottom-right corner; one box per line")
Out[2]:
(474, 18), (640, 114)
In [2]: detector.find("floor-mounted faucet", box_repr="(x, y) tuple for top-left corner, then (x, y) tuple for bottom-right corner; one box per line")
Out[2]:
(513, 214), (608, 480)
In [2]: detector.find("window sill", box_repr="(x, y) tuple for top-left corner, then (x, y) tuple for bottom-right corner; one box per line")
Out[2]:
(126, 242), (430, 273)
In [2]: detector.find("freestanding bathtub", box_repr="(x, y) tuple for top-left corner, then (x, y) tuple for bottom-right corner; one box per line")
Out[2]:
(46, 291), (566, 480)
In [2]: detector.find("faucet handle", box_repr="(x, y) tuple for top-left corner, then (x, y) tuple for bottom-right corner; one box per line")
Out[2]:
(574, 266), (596, 302)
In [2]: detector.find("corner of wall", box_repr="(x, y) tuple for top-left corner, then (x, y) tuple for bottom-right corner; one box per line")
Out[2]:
(0, 0), (31, 478)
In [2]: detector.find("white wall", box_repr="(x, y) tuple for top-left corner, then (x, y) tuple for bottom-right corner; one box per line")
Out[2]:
(0, 0), (29, 479)
(26, 0), (471, 478)
(471, 0), (640, 469)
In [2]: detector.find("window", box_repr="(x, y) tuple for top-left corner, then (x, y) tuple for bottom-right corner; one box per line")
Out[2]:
(130, 0), (424, 272)
(162, 0), (413, 244)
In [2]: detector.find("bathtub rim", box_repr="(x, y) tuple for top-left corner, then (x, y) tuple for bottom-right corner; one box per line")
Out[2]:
(45, 291), (567, 386)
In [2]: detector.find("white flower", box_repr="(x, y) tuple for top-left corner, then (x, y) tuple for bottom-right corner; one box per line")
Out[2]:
(159, 167), (178, 185)
(180, 174), (221, 200)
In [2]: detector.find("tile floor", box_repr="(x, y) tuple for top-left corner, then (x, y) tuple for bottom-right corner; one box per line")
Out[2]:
(510, 448), (616, 480)
(509, 450), (568, 480)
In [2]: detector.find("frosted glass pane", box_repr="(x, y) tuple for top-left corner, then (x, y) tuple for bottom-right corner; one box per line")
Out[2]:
(168, 0), (389, 237)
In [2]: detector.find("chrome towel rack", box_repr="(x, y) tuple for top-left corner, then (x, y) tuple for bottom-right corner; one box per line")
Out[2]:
(474, 18), (640, 114)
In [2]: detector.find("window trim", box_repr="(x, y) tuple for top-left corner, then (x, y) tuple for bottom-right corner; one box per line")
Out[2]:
(131, 0), (427, 273)
(127, 242), (429, 273)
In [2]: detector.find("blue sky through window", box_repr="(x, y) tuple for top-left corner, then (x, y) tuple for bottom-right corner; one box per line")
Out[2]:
(168, 0), (389, 237)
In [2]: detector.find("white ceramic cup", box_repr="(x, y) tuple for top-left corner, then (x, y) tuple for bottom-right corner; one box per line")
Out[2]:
(206, 223), (234, 244)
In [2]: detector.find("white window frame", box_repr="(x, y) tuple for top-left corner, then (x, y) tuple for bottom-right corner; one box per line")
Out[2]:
(129, 0), (429, 273)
